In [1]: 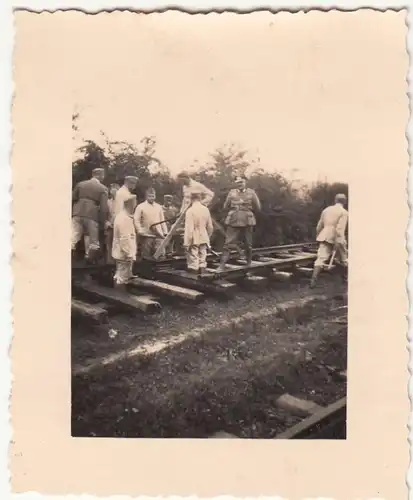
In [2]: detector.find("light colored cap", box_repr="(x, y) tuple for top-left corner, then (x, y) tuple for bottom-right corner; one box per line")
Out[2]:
(92, 168), (105, 175)
(335, 193), (347, 203)
(125, 175), (138, 181)
(164, 194), (173, 199)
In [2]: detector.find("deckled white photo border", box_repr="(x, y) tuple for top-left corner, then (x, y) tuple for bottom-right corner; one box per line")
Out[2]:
(2, 1), (411, 499)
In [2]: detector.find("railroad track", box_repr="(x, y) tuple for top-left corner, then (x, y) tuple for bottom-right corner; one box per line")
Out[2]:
(71, 242), (324, 323)
(208, 381), (347, 440)
(274, 396), (347, 439)
(210, 398), (347, 440)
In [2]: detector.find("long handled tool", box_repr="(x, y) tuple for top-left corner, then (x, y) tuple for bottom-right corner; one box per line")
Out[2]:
(208, 246), (220, 258)
(153, 207), (189, 260)
(149, 215), (180, 230)
(327, 249), (337, 270)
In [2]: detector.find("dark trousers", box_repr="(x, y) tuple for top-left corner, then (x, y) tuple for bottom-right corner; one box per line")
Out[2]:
(223, 226), (253, 251)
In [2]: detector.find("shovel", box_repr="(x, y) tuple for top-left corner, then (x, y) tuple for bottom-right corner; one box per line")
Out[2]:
(327, 249), (337, 270)
(208, 246), (220, 258)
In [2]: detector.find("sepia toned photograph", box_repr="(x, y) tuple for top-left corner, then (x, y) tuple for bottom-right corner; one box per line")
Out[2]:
(70, 11), (349, 439)
(10, 8), (408, 497)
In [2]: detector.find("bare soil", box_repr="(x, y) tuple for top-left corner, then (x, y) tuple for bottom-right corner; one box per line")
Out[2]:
(72, 276), (347, 438)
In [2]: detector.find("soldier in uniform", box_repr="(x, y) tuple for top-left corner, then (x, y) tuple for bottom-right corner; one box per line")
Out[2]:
(184, 191), (214, 275)
(310, 193), (348, 288)
(134, 188), (168, 260)
(217, 175), (261, 271)
(162, 194), (180, 256)
(113, 175), (138, 219)
(162, 195), (179, 228)
(71, 167), (109, 263)
(112, 194), (138, 290)
(177, 171), (214, 212)
(104, 183), (120, 264)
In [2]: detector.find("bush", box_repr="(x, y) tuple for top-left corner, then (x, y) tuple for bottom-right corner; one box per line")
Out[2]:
(72, 135), (348, 246)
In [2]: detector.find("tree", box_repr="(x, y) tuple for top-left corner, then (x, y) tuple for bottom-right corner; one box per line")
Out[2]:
(72, 131), (348, 247)
(72, 140), (110, 185)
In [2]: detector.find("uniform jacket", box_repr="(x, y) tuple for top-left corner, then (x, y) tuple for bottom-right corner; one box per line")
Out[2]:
(316, 203), (348, 244)
(72, 177), (108, 225)
(181, 179), (214, 212)
(134, 201), (168, 237)
(112, 209), (137, 261)
(162, 204), (179, 229)
(107, 198), (116, 226)
(223, 188), (261, 227)
(184, 201), (214, 247)
(113, 185), (133, 220)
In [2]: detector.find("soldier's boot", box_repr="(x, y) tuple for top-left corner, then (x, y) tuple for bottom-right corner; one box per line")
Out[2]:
(245, 248), (253, 267)
(86, 246), (99, 265)
(217, 249), (230, 272)
(339, 265), (348, 285)
(310, 265), (322, 288)
(244, 248), (253, 277)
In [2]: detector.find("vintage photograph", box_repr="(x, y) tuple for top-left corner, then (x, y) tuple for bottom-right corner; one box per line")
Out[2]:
(10, 6), (408, 496)
(70, 12), (350, 439)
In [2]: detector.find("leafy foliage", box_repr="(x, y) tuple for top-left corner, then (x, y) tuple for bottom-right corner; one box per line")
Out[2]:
(72, 133), (348, 246)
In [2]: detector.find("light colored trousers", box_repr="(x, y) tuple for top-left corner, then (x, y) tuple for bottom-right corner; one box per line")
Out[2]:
(186, 244), (208, 271)
(114, 260), (134, 284)
(71, 217), (100, 257)
(315, 241), (348, 267)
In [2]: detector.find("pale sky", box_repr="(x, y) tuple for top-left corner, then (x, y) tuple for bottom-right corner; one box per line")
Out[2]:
(71, 10), (407, 184)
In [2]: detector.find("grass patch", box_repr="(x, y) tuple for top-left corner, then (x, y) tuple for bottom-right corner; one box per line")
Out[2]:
(72, 294), (347, 438)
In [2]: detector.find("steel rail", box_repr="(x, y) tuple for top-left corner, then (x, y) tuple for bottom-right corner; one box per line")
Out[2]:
(274, 397), (347, 439)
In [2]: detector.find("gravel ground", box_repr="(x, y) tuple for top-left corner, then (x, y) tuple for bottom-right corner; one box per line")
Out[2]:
(72, 276), (347, 438)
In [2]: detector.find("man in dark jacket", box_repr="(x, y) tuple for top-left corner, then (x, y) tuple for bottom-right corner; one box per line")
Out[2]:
(217, 175), (261, 271)
(71, 168), (109, 262)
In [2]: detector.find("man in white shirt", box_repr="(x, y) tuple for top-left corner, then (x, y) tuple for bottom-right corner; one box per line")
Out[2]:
(184, 191), (214, 275)
(113, 175), (138, 219)
(310, 193), (348, 288)
(112, 194), (138, 290)
(134, 188), (168, 259)
(177, 171), (214, 213)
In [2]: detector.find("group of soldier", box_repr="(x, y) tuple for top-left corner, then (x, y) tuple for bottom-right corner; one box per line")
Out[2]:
(71, 168), (348, 290)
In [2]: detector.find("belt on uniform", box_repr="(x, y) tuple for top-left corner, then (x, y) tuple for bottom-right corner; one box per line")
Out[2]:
(79, 197), (99, 205)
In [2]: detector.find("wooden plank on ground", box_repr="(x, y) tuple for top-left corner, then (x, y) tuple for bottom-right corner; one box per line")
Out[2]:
(128, 277), (204, 303)
(275, 393), (323, 417)
(235, 259), (270, 266)
(269, 271), (293, 282)
(73, 281), (161, 313)
(205, 254), (316, 279)
(156, 269), (236, 297)
(71, 299), (109, 324)
(241, 274), (268, 291)
(293, 266), (313, 277)
(220, 263), (244, 270)
(274, 397), (347, 439)
(209, 431), (239, 439)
